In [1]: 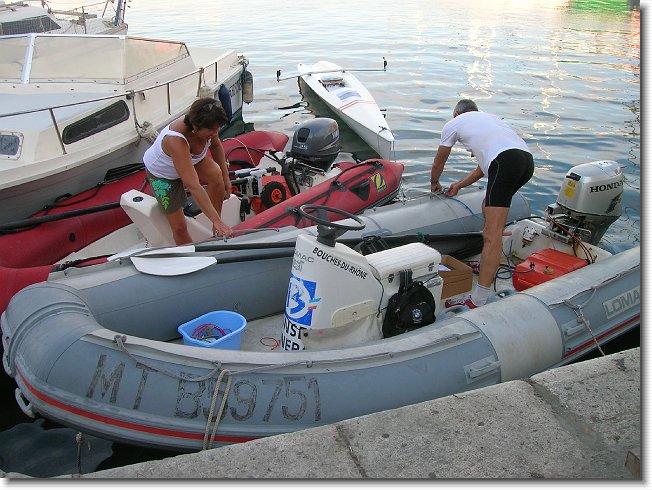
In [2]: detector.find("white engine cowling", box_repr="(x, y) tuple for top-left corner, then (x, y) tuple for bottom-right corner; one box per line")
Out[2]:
(550, 160), (623, 244)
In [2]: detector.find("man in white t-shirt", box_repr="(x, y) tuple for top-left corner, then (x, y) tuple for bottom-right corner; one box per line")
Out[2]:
(430, 99), (534, 309)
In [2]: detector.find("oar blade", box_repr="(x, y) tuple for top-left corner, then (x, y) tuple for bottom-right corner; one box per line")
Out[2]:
(109, 245), (196, 261)
(130, 256), (216, 276)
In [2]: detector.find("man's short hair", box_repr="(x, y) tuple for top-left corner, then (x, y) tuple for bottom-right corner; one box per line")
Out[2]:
(454, 99), (479, 115)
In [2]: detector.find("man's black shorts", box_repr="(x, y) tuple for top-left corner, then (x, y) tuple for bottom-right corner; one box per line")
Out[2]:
(485, 149), (534, 208)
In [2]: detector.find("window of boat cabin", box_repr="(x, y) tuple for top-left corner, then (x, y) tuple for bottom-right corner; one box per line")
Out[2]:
(0, 16), (61, 35)
(62, 101), (130, 145)
(0, 133), (22, 159)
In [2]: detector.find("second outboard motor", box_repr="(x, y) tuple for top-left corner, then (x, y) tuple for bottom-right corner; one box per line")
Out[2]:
(546, 160), (623, 245)
(289, 118), (340, 170)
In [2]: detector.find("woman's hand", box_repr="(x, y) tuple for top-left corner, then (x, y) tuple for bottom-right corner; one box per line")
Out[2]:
(212, 220), (233, 238)
(223, 177), (232, 199)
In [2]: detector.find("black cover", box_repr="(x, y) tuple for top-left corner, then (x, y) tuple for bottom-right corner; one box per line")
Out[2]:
(382, 269), (436, 338)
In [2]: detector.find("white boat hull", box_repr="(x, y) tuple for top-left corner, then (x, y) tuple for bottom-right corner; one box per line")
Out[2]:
(0, 35), (249, 223)
(298, 61), (394, 159)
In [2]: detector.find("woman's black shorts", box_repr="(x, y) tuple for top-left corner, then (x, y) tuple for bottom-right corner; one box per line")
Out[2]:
(485, 149), (534, 208)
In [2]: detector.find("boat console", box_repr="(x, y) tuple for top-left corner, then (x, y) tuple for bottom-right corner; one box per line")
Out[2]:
(282, 204), (442, 350)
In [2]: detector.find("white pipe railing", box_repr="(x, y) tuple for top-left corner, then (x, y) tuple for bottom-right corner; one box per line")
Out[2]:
(0, 56), (237, 157)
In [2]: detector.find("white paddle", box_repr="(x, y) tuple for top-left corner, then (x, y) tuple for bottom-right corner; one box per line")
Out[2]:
(130, 256), (217, 276)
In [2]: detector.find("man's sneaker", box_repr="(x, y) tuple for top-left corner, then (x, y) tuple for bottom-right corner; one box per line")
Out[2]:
(444, 295), (478, 309)
(465, 261), (481, 274)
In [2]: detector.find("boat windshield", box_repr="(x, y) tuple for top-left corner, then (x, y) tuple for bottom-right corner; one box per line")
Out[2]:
(0, 15), (61, 35)
(0, 34), (189, 84)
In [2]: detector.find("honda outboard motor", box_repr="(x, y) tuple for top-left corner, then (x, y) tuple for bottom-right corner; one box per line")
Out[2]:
(546, 160), (623, 245)
(289, 118), (340, 170)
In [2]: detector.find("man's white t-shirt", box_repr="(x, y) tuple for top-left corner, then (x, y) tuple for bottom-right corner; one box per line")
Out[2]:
(439, 111), (530, 176)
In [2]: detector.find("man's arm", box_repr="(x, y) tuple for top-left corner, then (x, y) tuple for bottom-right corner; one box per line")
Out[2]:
(430, 145), (452, 192)
(445, 165), (483, 197)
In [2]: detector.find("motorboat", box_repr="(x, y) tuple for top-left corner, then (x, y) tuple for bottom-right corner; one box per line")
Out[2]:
(0, 120), (409, 312)
(0, 0), (127, 35)
(1, 159), (638, 451)
(281, 60), (394, 159)
(0, 32), (253, 222)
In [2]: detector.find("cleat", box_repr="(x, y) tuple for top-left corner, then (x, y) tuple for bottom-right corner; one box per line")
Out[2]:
(444, 295), (478, 309)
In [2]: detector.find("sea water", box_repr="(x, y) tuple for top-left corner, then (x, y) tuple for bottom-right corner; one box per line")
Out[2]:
(0, 0), (640, 477)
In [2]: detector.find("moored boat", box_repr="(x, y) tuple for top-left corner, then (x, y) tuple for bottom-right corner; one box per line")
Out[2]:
(0, 120), (410, 312)
(294, 60), (394, 159)
(0, 0), (127, 35)
(1, 159), (638, 452)
(0, 33), (253, 222)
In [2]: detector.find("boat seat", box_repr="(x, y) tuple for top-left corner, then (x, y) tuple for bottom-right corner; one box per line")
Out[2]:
(120, 190), (216, 247)
(366, 243), (441, 282)
(321, 75), (344, 86)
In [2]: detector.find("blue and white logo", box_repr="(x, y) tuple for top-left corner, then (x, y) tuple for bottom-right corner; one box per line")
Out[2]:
(285, 274), (320, 326)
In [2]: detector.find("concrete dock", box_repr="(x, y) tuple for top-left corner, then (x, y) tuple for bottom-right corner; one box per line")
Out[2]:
(3, 347), (641, 480)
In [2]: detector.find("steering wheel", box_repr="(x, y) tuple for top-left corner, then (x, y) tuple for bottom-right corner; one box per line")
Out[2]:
(296, 204), (366, 231)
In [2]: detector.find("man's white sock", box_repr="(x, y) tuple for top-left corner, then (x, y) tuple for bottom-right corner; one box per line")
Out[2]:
(471, 284), (492, 306)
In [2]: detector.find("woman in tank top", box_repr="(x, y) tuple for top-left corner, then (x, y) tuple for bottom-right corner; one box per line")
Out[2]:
(143, 98), (233, 245)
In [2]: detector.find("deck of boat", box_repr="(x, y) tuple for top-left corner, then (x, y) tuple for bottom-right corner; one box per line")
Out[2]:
(175, 215), (611, 355)
(235, 253), (503, 353)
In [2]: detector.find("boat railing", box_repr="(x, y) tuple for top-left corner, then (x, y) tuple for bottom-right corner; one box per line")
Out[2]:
(0, 56), (241, 155)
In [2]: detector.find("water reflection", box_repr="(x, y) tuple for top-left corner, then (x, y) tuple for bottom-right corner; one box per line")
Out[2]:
(0, 419), (113, 478)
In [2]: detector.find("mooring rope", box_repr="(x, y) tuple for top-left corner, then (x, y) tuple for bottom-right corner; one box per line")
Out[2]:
(203, 368), (232, 450)
(561, 287), (606, 356)
(114, 335), (222, 382)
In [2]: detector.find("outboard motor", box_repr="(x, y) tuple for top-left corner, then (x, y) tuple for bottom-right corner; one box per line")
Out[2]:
(289, 118), (340, 171)
(281, 205), (442, 350)
(546, 160), (623, 245)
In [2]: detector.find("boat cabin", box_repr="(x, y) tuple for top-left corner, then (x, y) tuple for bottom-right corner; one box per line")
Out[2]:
(0, 33), (249, 221)
(0, 0), (127, 36)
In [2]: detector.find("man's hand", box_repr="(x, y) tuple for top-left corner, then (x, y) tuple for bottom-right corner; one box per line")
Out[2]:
(430, 180), (443, 193)
(444, 181), (462, 196)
